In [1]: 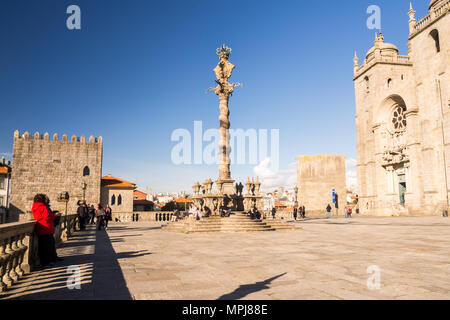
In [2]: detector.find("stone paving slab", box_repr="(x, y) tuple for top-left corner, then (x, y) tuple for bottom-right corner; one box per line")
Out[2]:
(1, 217), (450, 300)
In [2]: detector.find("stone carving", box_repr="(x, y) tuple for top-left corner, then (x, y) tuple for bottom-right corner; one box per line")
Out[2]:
(209, 45), (242, 190)
(382, 132), (409, 167)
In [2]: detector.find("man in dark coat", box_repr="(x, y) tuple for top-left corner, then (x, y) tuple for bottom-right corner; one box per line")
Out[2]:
(77, 200), (88, 230)
(293, 207), (298, 220)
(271, 207), (276, 220)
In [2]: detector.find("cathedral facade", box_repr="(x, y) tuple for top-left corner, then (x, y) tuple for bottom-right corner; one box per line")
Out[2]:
(353, 0), (449, 216)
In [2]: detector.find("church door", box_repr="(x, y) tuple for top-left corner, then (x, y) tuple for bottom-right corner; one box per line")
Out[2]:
(398, 174), (406, 204)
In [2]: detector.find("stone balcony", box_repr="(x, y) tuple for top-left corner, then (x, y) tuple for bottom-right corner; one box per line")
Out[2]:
(354, 54), (412, 80)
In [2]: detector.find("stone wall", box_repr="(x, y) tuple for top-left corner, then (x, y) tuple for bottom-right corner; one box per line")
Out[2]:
(9, 131), (103, 222)
(297, 155), (347, 216)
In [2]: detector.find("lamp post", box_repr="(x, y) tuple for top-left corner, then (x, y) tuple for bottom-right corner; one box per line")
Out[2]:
(294, 186), (299, 208)
(81, 182), (87, 201)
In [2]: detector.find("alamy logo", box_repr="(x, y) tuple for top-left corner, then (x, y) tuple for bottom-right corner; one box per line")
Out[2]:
(171, 121), (280, 172)
(67, 265), (81, 290)
(366, 265), (381, 290)
(366, 5), (381, 30)
(66, 5), (81, 30)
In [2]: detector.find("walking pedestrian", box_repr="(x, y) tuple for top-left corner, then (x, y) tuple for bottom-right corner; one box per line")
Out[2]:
(293, 207), (298, 221)
(104, 204), (112, 230)
(95, 204), (106, 231)
(77, 200), (88, 230)
(88, 205), (96, 224)
(326, 204), (332, 219)
(271, 207), (276, 220)
(302, 206), (306, 219)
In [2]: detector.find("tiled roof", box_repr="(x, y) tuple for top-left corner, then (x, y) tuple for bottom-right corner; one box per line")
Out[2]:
(101, 175), (136, 189)
(0, 166), (10, 174)
(133, 200), (154, 205)
(175, 197), (193, 203)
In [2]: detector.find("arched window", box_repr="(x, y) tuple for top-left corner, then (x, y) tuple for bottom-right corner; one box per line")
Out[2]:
(387, 78), (392, 88)
(430, 29), (440, 53)
(83, 166), (90, 176)
(111, 195), (116, 205)
(118, 195), (122, 206)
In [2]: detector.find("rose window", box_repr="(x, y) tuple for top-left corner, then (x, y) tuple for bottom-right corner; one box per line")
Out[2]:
(392, 105), (407, 131)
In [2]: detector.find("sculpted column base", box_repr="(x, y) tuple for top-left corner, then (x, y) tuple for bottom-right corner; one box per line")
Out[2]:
(217, 178), (235, 195)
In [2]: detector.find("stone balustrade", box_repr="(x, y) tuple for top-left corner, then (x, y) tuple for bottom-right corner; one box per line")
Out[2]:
(412, 0), (449, 36)
(112, 211), (175, 223)
(0, 213), (78, 292)
(354, 54), (412, 79)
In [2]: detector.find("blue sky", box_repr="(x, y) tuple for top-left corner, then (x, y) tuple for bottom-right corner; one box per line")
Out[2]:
(0, 0), (430, 193)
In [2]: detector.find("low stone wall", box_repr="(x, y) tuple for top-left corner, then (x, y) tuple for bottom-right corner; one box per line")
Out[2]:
(112, 211), (175, 222)
(0, 213), (79, 292)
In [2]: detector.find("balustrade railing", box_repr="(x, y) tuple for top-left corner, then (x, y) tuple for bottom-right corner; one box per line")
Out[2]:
(0, 213), (78, 292)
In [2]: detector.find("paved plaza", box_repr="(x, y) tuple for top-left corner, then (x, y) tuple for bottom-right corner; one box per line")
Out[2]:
(1, 217), (450, 300)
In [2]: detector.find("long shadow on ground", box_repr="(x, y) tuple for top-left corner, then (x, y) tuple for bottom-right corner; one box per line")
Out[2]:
(217, 273), (287, 300)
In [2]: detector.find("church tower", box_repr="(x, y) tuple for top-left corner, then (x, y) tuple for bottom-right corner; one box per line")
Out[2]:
(353, 1), (449, 216)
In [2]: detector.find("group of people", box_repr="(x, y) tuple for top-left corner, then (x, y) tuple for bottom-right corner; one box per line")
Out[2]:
(31, 194), (64, 268)
(76, 201), (112, 231)
(326, 204), (354, 218)
(248, 207), (261, 220)
(292, 206), (306, 220)
(188, 205), (203, 220)
(269, 206), (306, 220)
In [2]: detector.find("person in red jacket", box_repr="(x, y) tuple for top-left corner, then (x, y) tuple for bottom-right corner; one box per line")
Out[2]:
(32, 194), (61, 267)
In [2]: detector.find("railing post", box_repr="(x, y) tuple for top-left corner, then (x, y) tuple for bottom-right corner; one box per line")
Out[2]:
(4, 238), (15, 286)
(14, 235), (26, 277)
(0, 239), (8, 292)
(21, 232), (32, 274)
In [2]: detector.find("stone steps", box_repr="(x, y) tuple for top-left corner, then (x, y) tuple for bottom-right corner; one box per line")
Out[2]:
(162, 212), (299, 233)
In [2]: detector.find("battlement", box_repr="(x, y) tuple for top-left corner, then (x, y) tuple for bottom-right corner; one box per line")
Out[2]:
(13, 130), (103, 144)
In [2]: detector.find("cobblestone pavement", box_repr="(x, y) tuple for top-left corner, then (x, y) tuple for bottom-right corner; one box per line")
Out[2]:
(2, 217), (450, 300)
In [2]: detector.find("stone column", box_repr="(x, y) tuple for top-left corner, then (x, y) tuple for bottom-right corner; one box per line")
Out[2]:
(212, 45), (240, 195)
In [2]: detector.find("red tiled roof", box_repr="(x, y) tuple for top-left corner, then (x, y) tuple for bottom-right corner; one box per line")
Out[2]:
(175, 197), (193, 203)
(133, 200), (154, 205)
(134, 190), (147, 200)
(101, 175), (136, 189)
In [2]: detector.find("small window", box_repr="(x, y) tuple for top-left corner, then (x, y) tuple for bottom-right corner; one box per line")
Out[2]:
(83, 166), (90, 176)
(430, 29), (440, 53)
(387, 78), (392, 87)
(0, 196), (4, 206)
(118, 195), (122, 206)
(0, 177), (4, 189)
(111, 195), (116, 205)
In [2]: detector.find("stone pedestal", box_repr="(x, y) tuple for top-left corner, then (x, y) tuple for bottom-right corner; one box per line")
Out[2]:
(217, 178), (235, 195)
